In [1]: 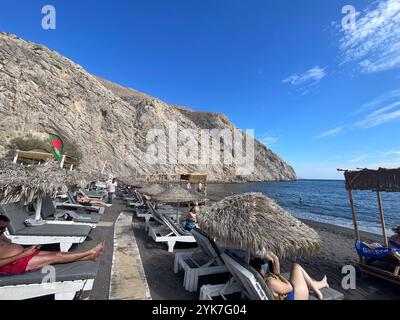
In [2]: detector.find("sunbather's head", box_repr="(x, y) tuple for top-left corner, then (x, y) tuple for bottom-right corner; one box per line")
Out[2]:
(0, 215), (10, 235)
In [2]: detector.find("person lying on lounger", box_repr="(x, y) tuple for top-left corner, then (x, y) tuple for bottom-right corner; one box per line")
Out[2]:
(76, 194), (111, 207)
(0, 215), (104, 276)
(251, 251), (329, 300)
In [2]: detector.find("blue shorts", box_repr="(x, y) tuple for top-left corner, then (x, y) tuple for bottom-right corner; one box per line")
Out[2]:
(286, 289), (295, 300)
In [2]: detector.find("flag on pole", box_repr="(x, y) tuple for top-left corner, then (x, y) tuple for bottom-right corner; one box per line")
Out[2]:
(49, 133), (64, 162)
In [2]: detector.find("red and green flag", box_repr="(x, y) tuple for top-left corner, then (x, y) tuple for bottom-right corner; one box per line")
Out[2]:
(49, 133), (64, 162)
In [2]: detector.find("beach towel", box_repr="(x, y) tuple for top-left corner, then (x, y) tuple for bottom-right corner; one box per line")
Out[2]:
(24, 218), (47, 227)
(355, 241), (400, 259)
(389, 240), (400, 249)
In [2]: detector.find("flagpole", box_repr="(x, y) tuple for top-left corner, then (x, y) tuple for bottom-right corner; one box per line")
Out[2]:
(101, 160), (107, 174)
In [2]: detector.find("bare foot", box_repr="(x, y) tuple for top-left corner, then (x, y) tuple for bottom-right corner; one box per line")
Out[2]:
(89, 242), (104, 259)
(320, 275), (329, 289)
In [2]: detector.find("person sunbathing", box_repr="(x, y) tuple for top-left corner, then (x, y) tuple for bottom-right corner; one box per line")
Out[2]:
(0, 215), (105, 276)
(76, 194), (111, 207)
(252, 252), (329, 300)
(184, 206), (200, 231)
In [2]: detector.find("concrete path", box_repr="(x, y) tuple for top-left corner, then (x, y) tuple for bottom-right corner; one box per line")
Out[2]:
(109, 212), (151, 300)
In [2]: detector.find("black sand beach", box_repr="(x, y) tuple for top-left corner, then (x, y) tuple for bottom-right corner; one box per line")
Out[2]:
(83, 199), (400, 300)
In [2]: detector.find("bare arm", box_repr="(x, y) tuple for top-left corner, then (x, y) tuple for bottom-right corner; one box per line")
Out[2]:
(0, 246), (38, 268)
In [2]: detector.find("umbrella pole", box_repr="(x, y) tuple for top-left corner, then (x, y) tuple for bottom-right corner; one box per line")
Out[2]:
(376, 191), (389, 247)
(176, 204), (179, 223)
(35, 197), (43, 221)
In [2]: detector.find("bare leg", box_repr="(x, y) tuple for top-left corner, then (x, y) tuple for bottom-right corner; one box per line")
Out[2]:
(26, 242), (104, 271)
(290, 264), (329, 300)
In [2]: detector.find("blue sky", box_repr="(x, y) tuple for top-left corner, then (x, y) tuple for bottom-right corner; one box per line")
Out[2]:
(1, 0), (399, 179)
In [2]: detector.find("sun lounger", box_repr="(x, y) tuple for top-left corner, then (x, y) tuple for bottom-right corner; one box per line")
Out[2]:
(0, 261), (99, 300)
(0, 203), (91, 252)
(200, 251), (344, 300)
(41, 195), (100, 228)
(56, 191), (105, 215)
(79, 188), (105, 200)
(145, 205), (196, 252)
(174, 229), (229, 292)
(355, 241), (400, 283)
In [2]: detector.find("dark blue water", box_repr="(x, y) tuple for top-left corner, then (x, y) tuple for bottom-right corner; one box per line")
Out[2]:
(208, 180), (400, 235)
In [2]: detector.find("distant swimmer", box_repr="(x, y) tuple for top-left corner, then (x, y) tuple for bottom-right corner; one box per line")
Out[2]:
(298, 197), (304, 204)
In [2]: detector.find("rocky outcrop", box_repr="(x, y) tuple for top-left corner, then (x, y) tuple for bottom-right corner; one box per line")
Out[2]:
(0, 32), (296, 181)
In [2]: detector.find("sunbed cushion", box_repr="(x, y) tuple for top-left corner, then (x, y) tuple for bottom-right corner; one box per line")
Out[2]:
(41, 195), (57, 219)
(191, 228), (223, 261)
(42, 197), (101, 223)
(0, 204), (30, 233)
(14, 224), (91, 236)
(1, 203), (92, 236)
(308, 287), (344, 300)
(0, 261), (99, 286)
(223, 251), (276, 300)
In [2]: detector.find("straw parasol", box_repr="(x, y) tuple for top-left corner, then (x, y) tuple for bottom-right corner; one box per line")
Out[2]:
(198, 192), (320, 259)
(153, 185), (200, 222)
(140, 183), (166, 197)
(0, 160), (71, 205)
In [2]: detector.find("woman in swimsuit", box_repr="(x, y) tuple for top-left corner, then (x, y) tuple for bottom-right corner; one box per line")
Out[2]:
(253, 252), (329, 300)
(184, 206), (199, 231)
(76, 195), (111, 207)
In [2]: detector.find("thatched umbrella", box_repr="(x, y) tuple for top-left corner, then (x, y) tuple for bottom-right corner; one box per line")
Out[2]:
(153, 185), (200, 223)
(198, 193), (320, 259)
(140, 183), (166, 197)
(0, 160), (98, 220)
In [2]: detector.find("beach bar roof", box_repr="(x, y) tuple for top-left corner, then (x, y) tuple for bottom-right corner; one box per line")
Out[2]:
(13, 150), (78, 170)
(343, 168), (400, 192)
(339, 167), (400, 284)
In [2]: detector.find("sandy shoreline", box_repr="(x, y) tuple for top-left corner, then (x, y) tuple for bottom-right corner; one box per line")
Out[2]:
(84, 199), (400, 300)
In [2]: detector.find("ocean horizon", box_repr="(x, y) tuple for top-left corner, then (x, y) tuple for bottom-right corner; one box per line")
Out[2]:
(208, 179), (399, 236)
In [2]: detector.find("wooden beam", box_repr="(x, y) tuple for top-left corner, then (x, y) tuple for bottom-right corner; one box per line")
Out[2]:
(348, 189), (361, 241)
(377, 191), (389, 247)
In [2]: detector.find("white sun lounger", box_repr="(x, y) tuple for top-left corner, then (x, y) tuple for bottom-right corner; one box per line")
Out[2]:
(41, 195), (100, 229)
(145, 206), (196, 252)
(174, 229), (229, 292)
(200, 251), (344, 300)
(0, 261), (99, 300)
(56, 191), (105, 215)
(0, 204), (91, 252)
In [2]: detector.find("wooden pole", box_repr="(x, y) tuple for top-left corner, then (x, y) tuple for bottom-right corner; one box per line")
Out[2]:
(13, 150), (19, 164)
(35, 197), (43, 220)
(376, 191), (389, 247)
(348, 190), (360, 241)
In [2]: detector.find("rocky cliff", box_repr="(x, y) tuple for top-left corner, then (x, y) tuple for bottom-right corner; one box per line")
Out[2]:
(0, 32), (296, 181)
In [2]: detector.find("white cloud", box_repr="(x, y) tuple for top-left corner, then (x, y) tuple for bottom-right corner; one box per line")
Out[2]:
(283, 66), (327, 86)
(352, 89), (400, 115)
(381, 149), (400, 156)
(349, 155), (368, 163)
(339, 0), (400, 73)
(314, 126), (343, 139)
(356, 101), (400, 128)
(257, 133), (279, 146)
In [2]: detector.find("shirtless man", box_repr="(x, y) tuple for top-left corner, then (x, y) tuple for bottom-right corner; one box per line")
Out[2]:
(0, 215), (104, 276)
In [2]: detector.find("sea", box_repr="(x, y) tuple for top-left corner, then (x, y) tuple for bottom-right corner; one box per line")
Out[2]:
(207, 180), (400, 236)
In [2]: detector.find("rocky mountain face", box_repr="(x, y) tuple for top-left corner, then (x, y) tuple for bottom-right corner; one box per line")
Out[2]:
(0, 32), (296, 182)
